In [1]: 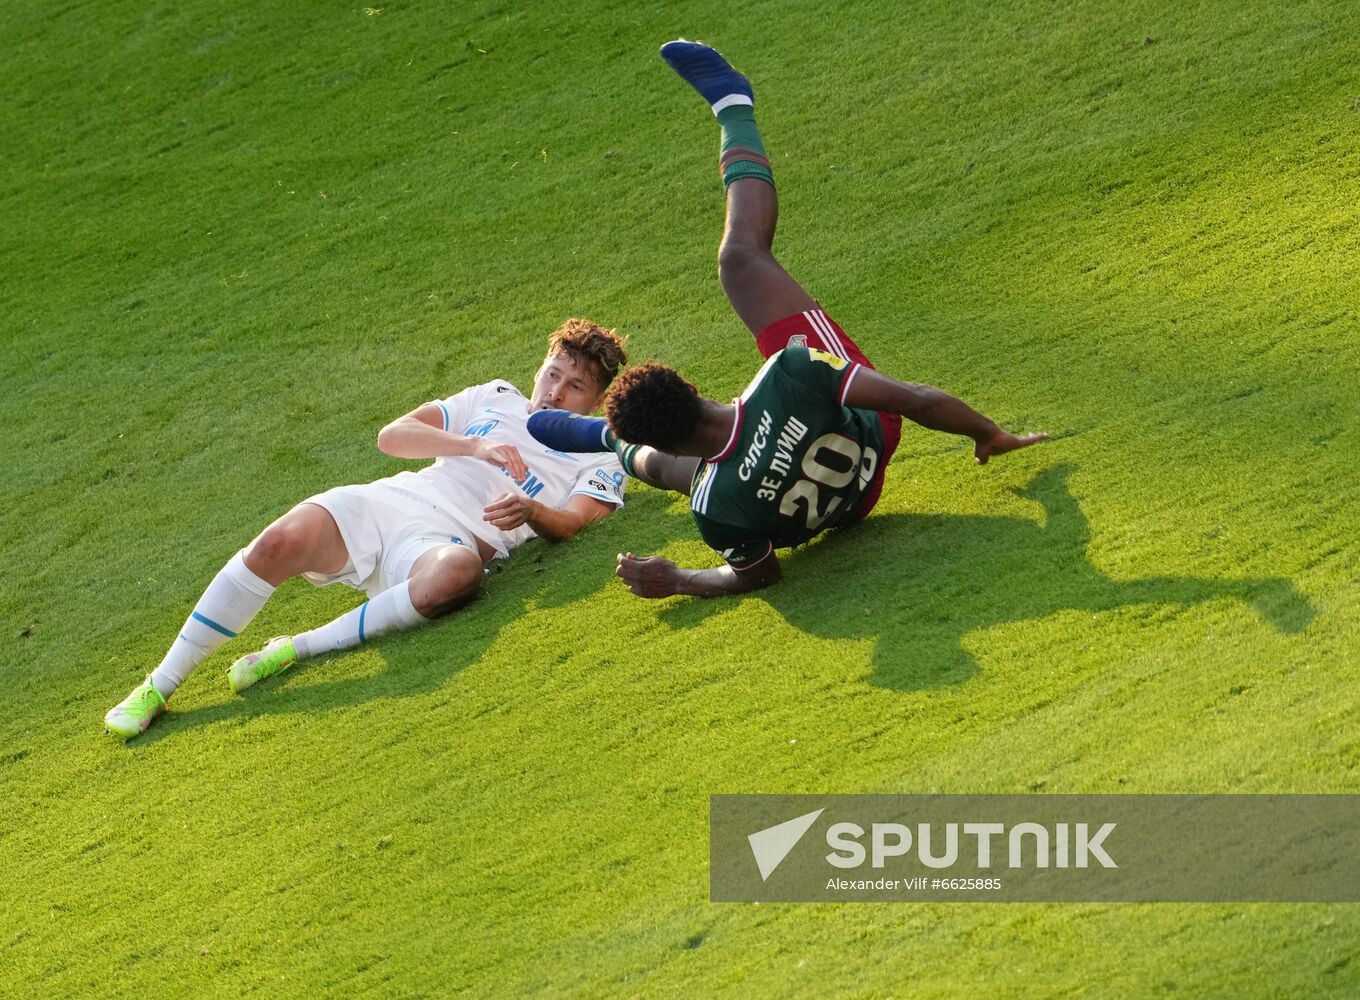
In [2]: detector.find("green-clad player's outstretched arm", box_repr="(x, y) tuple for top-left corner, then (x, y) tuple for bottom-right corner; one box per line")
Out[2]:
(615, 551), (782, 599)
(843, 368), (1048, 465)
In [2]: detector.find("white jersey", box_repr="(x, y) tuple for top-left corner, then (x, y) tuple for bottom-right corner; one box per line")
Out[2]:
(415, 379), (626, 556)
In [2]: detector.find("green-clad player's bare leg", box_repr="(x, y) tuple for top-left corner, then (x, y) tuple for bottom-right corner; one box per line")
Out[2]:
(717, 179), (818, 336)
(658, 40), (817, 335)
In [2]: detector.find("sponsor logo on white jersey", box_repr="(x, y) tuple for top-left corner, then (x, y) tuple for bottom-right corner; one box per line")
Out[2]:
(585, 468), (625, 499)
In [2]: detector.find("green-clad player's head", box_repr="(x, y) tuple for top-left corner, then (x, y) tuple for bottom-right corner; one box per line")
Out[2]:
(606, 361), (701, 448)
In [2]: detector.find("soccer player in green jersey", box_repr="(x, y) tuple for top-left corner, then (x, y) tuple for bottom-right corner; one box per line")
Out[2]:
(528, 41), (1046, 599)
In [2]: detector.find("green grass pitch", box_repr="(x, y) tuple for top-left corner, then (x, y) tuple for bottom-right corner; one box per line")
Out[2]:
(3, 0), (1359, 995)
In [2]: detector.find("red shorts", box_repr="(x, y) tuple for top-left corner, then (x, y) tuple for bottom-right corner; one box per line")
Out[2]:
(755, 308), (902, 518)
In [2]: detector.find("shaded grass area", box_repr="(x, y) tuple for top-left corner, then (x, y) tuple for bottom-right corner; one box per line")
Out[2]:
(3, 0), (1360, 996)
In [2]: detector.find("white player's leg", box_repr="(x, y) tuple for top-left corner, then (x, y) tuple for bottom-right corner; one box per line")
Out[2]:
(104, 503), (348, 739)
(230, 543), (484, 692)
(290, 578), (427, 662)
(404, 544), (486, 619)
(148, 551), (275, 700)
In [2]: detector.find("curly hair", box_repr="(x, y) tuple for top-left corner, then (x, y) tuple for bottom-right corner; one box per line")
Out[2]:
(605, 361), (701, 449)
(547, 318), (628, 391)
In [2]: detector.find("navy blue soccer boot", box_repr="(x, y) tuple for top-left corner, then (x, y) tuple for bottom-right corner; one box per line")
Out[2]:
(660, 39), (753, 114)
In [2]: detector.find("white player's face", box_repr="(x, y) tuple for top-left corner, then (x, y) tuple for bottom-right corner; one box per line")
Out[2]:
(530, 352), (604, 414)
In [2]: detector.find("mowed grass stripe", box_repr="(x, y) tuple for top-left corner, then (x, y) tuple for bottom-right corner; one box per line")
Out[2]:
(3, 0), (1360, 996)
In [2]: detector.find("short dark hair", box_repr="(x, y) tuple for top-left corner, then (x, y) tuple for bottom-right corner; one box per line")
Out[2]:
(605, 362), (700, 449)
(547, 318), (628, 391)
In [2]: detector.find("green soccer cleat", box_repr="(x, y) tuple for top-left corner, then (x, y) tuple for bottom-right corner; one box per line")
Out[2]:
(104, 675), (167, 740)
(228, 636), (298, 693)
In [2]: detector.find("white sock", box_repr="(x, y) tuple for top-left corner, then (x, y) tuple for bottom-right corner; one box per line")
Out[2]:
(293, 579), (427, 660)
(150, 551), (276, 699)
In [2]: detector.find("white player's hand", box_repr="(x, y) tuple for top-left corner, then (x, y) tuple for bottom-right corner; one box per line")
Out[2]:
(483, 492), (536, 530)
(474, 441), (528, 482)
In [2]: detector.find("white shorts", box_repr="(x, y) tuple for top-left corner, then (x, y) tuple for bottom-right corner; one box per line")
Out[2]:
(302, 471), (487, 597)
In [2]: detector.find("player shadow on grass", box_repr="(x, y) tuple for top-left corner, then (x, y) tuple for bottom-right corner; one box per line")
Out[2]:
(138, 466), (1313, 740)
(659, 464), (1315, 692)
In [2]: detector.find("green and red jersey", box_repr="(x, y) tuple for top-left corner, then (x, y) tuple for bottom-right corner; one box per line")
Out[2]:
(689, 347), (887, 568)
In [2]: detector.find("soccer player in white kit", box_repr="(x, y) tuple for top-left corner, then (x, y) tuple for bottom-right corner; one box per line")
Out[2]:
(104, 319), (629, 740)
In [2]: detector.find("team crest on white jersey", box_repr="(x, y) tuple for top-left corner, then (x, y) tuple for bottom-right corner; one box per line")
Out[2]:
(464, 418), (500, 438)
(426, 380), (626, 549)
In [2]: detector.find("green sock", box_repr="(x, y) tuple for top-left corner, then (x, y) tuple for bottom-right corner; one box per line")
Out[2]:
(717, 105), (774, 189)
(604, 429), (643, 478)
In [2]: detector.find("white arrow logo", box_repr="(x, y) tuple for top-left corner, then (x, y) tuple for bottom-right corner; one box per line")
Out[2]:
(748, 808), (825, 881)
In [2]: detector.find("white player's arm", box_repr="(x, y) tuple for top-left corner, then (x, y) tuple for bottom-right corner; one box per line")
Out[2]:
(377, 403), (528, 479)
(482, 491), (615, 543)
(843, 369), (1047, 465)
(614, 550), (782, 599)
